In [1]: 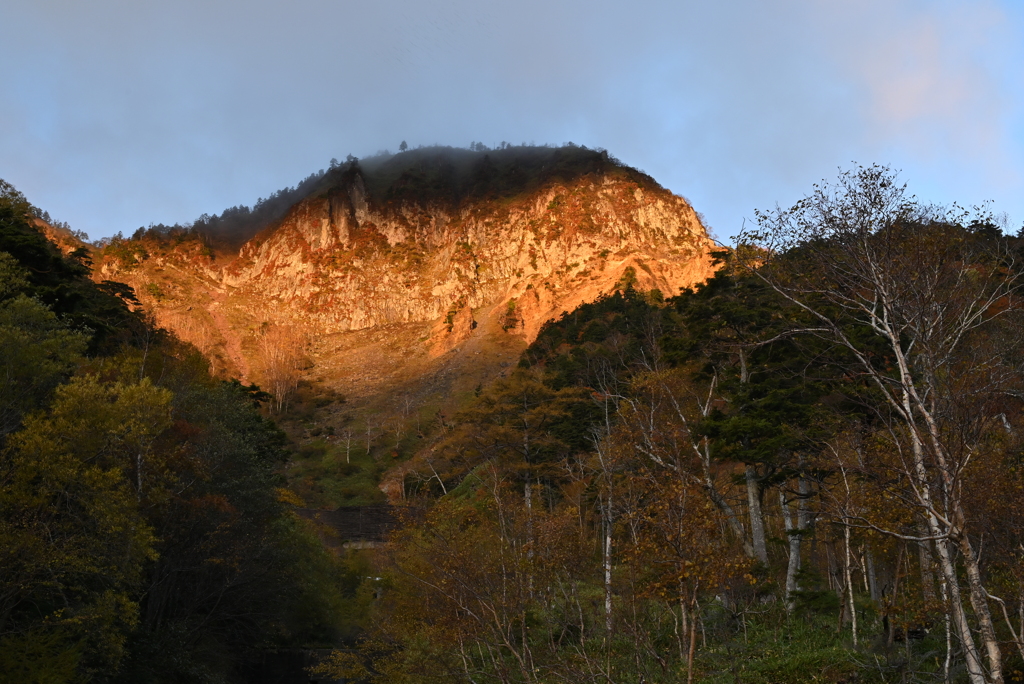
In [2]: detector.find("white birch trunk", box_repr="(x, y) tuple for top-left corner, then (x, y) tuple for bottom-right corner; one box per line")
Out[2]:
(604, 499), (613, 633)
(779, 488), (801, 613)
(745, 465), (768, 564)
(844, 524), (857, 645)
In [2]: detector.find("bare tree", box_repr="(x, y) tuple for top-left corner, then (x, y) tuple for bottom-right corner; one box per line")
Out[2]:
(740, 165), (1024, 684)
(256, 324), (305, 413)
(364, 417), (378, 455)
(388, 416), (405, 451)
(340, 427), (354, 464)
(617, 369), (754, 560)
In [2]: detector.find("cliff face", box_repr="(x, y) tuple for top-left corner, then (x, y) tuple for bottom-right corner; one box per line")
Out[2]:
(94, 147), (719, 402)
(220, 172), (713, 338)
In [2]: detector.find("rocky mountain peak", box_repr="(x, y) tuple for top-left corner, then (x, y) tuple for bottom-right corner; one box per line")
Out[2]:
(92, 145), (720, 411)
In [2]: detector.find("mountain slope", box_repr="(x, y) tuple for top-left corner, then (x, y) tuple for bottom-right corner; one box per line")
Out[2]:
(93, 145), (719, 425)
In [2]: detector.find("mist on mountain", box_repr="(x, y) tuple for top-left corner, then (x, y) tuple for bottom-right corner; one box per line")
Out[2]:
(133, 143), (655, 251)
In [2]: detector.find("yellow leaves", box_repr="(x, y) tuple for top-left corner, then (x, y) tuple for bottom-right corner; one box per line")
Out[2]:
(309, 650), (371, 681)
(0, 293), (88, 438)
(276, 487), (306, 506)
(33, 375), (173, 456)
(0, 372), (174, 677)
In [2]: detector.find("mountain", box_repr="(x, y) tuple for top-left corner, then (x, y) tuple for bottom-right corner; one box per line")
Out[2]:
(92, 145), (718, 433)
(18, 163), (1024, 682)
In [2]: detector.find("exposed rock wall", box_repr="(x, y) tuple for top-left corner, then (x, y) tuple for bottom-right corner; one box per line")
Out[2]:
(220, 173), (714, 332)
(95, 166), (719, 383)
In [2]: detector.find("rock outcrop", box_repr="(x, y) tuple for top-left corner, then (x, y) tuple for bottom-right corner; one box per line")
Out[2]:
(93, 146), (720, 403)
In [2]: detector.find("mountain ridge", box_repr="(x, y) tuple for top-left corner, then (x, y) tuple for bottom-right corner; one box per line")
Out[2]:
(87, 145), (720, 446)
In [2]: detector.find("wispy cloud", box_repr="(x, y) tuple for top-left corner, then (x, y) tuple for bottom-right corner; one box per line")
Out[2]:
(1, 0), (1021, 240)
(823, 1), (1018, 171)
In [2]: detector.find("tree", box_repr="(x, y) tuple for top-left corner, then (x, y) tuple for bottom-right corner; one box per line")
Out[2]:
(117, 370), (285, 679)
(0, 375), (170, 679)
(740, 164), (1023, 684)
(664, 261), (823, 568)
(0, 267), (89, 440)
(1, 180), (145, 353)
(0, 182), (357, 681)
(399, 140), (408, 152)
(431, 368), (595, 505)
(256, 324), (305, 412)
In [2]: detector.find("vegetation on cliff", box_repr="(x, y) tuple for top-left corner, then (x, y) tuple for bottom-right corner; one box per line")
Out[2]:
(129, 144), (657, 251)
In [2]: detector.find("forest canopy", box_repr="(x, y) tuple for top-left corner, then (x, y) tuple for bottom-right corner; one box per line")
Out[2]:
(6, 162), (1024, 684)
(0, 180), (355, 684)
(316, 166), (1024, 684)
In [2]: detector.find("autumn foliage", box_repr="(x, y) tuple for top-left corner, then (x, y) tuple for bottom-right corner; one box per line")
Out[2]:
(318, 167), (1024, 684)
(8, 162), (1024, 684)
(0, 181), (350, 683)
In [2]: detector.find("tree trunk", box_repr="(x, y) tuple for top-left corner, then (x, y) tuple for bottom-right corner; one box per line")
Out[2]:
(779, 488), (801, 613)
(737, 348), (766, 564)
(866, 545), (879, 603)
(524, 476), (534, 597)
(918, 419), (1002, 682)
(917, 527), (936, 603)
(932, 531), (987, 684)
(957, 531), (1003, 684)
(745, 465), (768, 564)
(686, 602), (698, 684)
(905, 413), (989, 682)
(708, 482), (753, 558)
(603, 496), (613, 634)
(701, 446), (753, 558)
(844, 524), (858, 645)
(943, 578), (953, 684)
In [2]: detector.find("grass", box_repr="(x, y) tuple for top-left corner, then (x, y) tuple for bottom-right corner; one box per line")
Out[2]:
(698, 608), (862, 684)
(287, 439), (388, 508)
(689, 600), (984, 684)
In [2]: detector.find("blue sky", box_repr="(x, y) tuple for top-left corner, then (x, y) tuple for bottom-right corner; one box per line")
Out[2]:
(2, 0), (1022, 243)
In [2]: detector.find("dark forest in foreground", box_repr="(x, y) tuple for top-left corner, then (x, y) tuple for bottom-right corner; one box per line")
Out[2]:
(3, 164), (1024, 683)
(0, 180), (359, 683)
